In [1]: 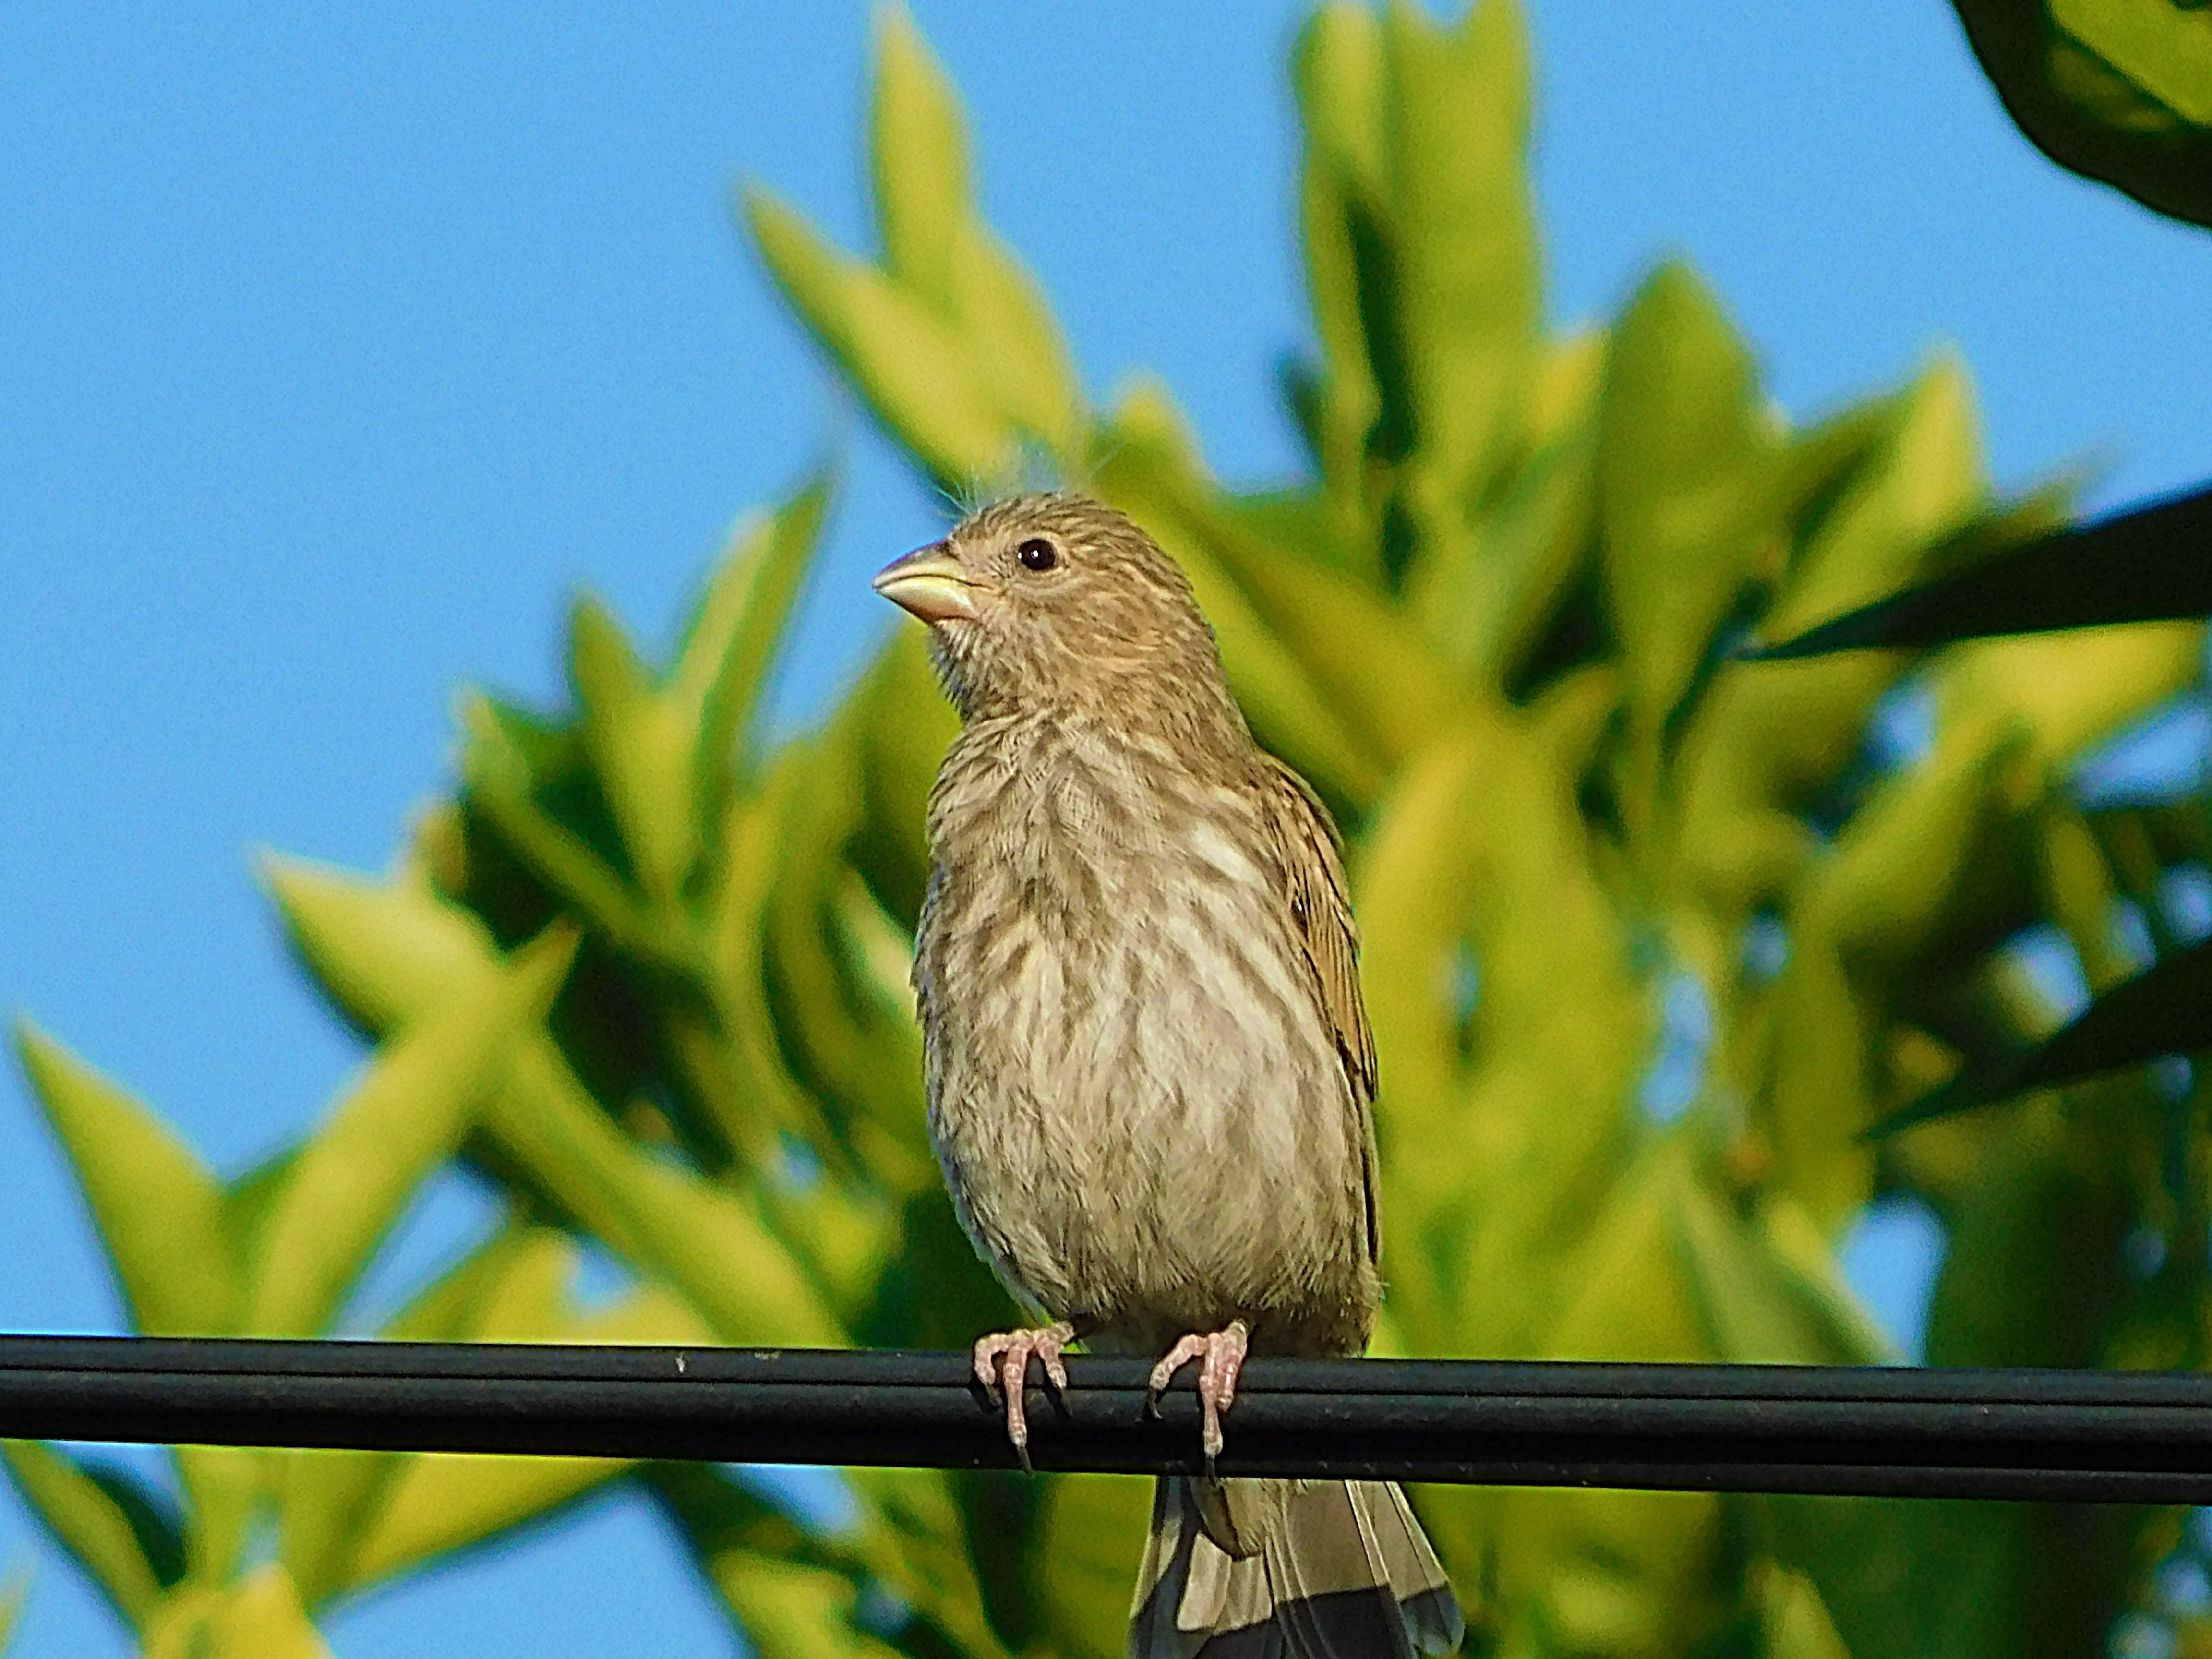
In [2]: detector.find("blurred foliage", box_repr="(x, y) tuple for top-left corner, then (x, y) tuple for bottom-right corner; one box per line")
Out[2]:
(1949, 0), (2212, 228)
(1752, 483), (2212, 1123)
(2, 927), (738, 1656)
(10, 2), (2212, 1658)
(1751, 484), (2212, 656)
(0, 1564), (23, 1654)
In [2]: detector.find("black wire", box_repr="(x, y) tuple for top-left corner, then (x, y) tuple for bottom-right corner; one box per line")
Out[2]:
(5, 1335), (2212, 1503)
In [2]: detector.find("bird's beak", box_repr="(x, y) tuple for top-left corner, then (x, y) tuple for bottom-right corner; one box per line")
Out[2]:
(872, 543), (981, 624)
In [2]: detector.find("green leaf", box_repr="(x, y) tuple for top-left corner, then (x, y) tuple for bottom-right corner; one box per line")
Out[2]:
(0, 1563), (24, 1653)
(748, 188), (1017, 492)
(268, 854), (842, 1342)
(11, 1025), (236, 1336)
(1760, 727), (2033, 1224)
(872, 9), (1083, 462)
(1290, 2), (1389, 529)
(457, 692), (696, 977)
(1027, 1475), (1153, 1659)
(1477, 1142), (1734, 1659)
(1675, 1182), (1888, 1366)
(1950, 0), (2212, 226)
(756, 737), (927, 1166)
(277, 1222), (713, 1605)
(1354, 714), (1645, 1353)
(144, 1564), (332, 1659)
(869, 4), (968, 311)
(1672, 356), (1989, 921)
(1871, 937), (2212, 1135)
(673, 473), (833, 797)
(241, 923), (577, 1337)
(1755, 540), (2200, 1200)
(484, 1045), (847, 1348)
(709, 1553), (911, 1659)
(0, 1441), (166, 1630)
(1381, 0), (1540, 515)
(702, 769), (859, 1172)
(570, 594), (698, 907)
(264, 855), (492, 1037)
(1751, 1562), (1854, 1659)
(649, 1472), (905, 1659)
(1749, 481), (2212, 656)
(841, 628), (957, 926)
(1781, 1099), (2142, 1659)
(1598, 262), (1779, 773)
(1409, 331), (1602, 684)
(343, 1244), (712, 1596)
(651, 1462), (1010, 1659)
(78, 1461), (188, 1592)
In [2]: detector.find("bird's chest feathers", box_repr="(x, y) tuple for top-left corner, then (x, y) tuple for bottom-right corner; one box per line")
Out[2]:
(917, 721), (1366, 1338)
(927, 721), (1275, 976)
(921, 720), (1326, 1151)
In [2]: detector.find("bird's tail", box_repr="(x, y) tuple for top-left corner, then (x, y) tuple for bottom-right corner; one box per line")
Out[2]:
(1128, 1476), (1463, 1658)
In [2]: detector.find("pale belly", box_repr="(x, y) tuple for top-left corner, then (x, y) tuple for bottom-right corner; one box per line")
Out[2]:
(918, 816), (1375, 1357)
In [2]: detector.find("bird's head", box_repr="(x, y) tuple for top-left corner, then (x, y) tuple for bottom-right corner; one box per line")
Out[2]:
(872, 493), (1240, 733)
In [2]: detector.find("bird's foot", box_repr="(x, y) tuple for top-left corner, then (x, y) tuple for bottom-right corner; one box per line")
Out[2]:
(973, 1322), (1075, 1472)
(1146, 1319), (1250, 1475)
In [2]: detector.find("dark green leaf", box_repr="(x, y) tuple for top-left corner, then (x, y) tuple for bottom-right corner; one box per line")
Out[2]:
(1749, 481), (2212, 657)
(78, 1461), (188, 1591)
(1868, 936), (2212, 1134)
(1949, 0), (2212, 228)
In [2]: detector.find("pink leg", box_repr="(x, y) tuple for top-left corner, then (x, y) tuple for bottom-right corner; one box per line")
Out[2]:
(973, 1322), (1075, 1471)
(1146, 1319), (1250, 1471)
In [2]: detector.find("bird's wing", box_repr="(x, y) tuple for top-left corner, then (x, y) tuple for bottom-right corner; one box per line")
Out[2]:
(1252, 755), (1382, 1265)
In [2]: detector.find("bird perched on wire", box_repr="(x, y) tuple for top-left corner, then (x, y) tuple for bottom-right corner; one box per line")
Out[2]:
(874, 493), (1462, 1658)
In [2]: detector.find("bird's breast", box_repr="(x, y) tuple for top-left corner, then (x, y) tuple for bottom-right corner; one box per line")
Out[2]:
(914, 724), (1369, 1349)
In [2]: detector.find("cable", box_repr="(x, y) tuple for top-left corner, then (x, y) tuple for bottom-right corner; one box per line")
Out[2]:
(5, 1335), (2211, 1503)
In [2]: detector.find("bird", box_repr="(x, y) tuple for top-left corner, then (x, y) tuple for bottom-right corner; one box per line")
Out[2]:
(872, 492), (1463, 1658)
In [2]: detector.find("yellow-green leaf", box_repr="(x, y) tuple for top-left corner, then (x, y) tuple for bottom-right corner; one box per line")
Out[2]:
(1673, 357), (1988, 922)
(12, 1025), (235, 1336)
(264, 856), (492, 1038)
(482, 1041), (846, 1348)
(871, 10), (1084, 457)
(1382, 0), (1539, 515)
(571, 594), (698, 906)
(1755, 1561), (1855, 1659)
(713, 1553), (910, 1659)
(0, 1563), (24, 1653)
(0, 1441), (165, 1630)
(144, 1565), (331, 1659)
(1029, 1474), (1153, 1659)
(674, 473), (833, 795)
(242, 923), (577, 1337)
(350, 1276), (710, 1593)
(1290, 2), (1388, 523)
(1599, 262), (1779, 776)
(746, 189), (1019, 492)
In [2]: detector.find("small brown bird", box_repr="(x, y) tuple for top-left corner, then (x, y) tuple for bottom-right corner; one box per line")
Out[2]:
(874, 493), (1461, 1658)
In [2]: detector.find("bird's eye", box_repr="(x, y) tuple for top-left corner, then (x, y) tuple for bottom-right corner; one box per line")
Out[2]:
(1016, 537), (1059, 573)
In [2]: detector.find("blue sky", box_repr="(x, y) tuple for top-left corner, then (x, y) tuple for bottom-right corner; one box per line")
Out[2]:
(2, 2), (2207, 1653)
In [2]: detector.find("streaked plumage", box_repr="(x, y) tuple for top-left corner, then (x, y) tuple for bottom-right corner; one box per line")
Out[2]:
(875, 493), (1461, 1658)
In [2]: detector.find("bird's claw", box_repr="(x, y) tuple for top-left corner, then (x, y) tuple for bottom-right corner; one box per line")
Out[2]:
(1146, 1319), (1249, 1476)
(973, 1322), (1074, 1472)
